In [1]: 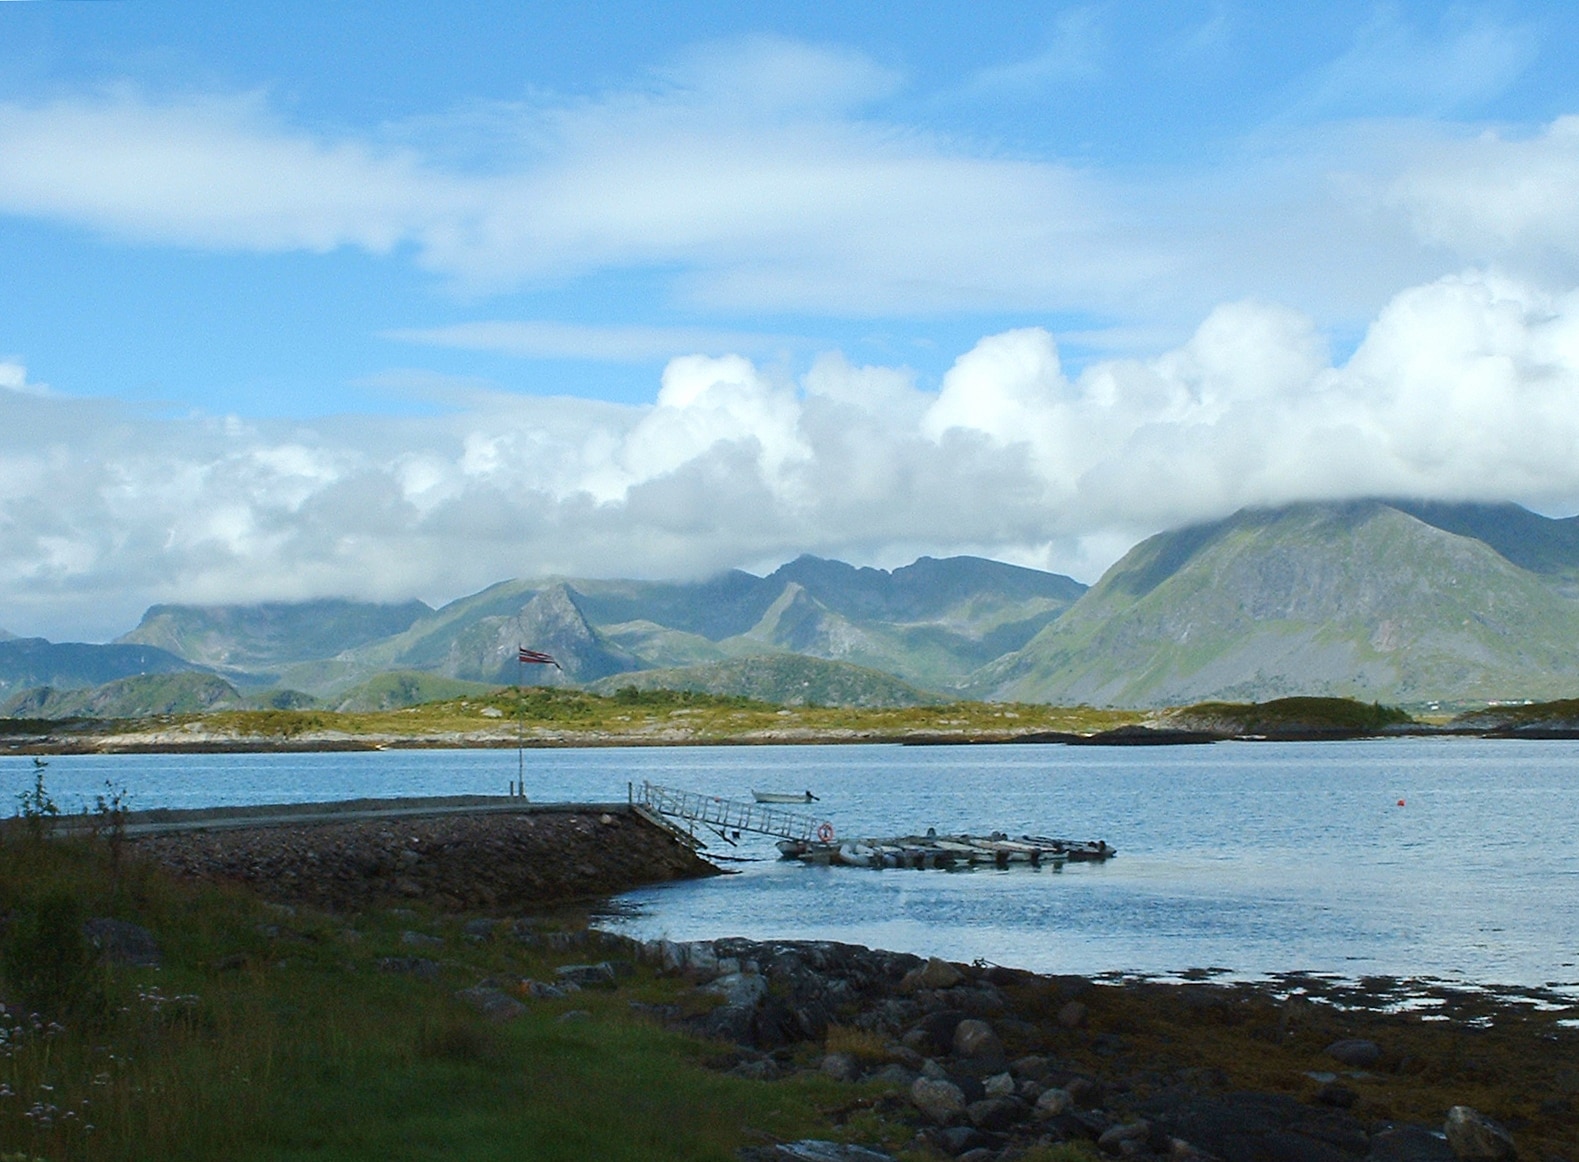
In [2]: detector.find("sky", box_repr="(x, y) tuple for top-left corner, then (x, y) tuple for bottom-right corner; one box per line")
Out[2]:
(6, 1), (1579, 641)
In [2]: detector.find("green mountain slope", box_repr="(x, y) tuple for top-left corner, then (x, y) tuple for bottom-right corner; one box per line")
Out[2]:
(974, 500), (1579, 707)
(202, 555), (1082, 696)
(1, 672), (242, 718)
(117, 599), (433, 669)
(0, 638), (204, 699)
(587, 654), (939, 708)
(327, 671), (502, 712)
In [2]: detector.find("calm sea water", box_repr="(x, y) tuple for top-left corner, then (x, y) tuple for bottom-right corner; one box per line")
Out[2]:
(12, 738), (1578, 993)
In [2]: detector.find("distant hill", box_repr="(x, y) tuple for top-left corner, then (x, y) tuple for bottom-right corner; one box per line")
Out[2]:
(973, 500), (1579, 707)
(118, 599), (432, 669)
(327, 671), (502, 712)
(0, 638), (205, 700)
(0, 672), (242, 718)
(588, 654), (939, 708)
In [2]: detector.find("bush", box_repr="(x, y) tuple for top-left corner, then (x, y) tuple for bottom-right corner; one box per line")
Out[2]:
(1, 892), (98, 1017)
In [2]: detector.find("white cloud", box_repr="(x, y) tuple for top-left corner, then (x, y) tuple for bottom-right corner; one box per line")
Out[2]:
(386, 320), (796, 362)
(0, 361), (48, 395)
(1386, 116), (1579, 269)
(0, 38), (1548, 326)
(6, 270), (1579, 641)
(1282, 9), (1536, 120)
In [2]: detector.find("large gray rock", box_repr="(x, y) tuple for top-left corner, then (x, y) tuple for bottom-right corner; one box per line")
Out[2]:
(898, 957), (963, 992)
(966, 1096), (1022, 1131)
(1035, 1087), (1074, 1118)
(983, 1071), (1016, 1097)
(1444, 1106), (1517, 1161)
(952, 1018), (1004, 1060)
(704, 970), (768, 1009)
(555, 962), (618, 989)
(454, 986), (525, 1022)
(820, 1052), (859, 1082)
(1097, 1120), (1151, 1154)
(910, 1076), (967, 1124)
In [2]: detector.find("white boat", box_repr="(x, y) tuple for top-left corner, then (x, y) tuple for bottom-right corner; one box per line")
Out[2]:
(752, 789), (818, 803)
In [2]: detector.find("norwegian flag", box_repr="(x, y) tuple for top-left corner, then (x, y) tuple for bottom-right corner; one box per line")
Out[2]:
(517, 647), (561, 669)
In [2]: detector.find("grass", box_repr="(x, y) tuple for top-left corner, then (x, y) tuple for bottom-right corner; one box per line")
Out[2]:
(1168, 696), (1412, 734)
(0, 826), (891, 1162)
(33, 686), (1144, 749)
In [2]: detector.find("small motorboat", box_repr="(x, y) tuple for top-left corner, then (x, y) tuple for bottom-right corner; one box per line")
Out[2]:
(752, 789), (818, 804)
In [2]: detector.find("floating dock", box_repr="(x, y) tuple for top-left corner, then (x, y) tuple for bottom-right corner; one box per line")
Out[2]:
(775, 831), (1114, 869)
(632, 782), (1114, 870)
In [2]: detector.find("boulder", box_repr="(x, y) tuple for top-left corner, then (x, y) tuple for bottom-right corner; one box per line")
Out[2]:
(555, 962), (618, 989)
(913, 1009), (966, 1056)
(934, 1126), (988, 1155)
(1011, 1054), (1054, 1082)
(983, 1071), (1016, 1097)
(867, 1063), (916, 1089)
(1370, 1125), (1458, 1162)
(83, 918), (161, 968)
(1097, 1120), (1151, 1155)
(910, 1076), (967, 1124)
(1325, 1038), (1381, 1067)
(1058, 1000), (1088, 1028)
(454, 985), (525, 1022)
(966, 1096), (1023, 1131)
(821, 1052), (859, 1082)
(952, 1018), (1004, 1060)
(462, 918), (497, 941)
(899, 957), (964, 992)
(1444, 1106), (1517, 1161)
(1035, 1087), (1074, 1118)
(703, 971), (768, 1008)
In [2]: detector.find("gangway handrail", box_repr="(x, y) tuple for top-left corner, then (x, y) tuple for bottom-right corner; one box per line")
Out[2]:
(634, 781), (834, 843)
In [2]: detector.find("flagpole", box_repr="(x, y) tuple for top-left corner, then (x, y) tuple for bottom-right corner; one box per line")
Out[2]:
(512, 647), (559, 798)
(516, 648), (524, 796)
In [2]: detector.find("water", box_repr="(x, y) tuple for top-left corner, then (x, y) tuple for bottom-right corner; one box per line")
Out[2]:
(12, 738), (1579, 992)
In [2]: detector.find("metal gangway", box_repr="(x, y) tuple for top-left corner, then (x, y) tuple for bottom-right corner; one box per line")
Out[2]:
(632, 781), (834, 847)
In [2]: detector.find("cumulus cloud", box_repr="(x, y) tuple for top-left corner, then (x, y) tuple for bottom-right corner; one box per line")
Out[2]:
(6, 269), (1579, 641)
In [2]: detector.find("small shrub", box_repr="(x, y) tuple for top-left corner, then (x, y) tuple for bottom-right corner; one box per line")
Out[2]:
(1, 892), (99, 1017)
(823, 1024), (891, 1063)
(14, 771), (58, 842)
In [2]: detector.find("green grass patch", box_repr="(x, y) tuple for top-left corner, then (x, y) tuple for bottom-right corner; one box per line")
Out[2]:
(106, 688), (1144, 746)
(1174, 696), (1412, 734)
(0, 828), (881, 1162)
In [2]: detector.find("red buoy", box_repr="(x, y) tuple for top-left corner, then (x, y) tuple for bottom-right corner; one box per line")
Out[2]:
(1397, 799), (1406, 807)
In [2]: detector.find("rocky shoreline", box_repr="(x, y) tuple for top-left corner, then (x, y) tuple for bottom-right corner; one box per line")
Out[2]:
(127, 804), (719, 912)
(584, 936), (1571, 1162)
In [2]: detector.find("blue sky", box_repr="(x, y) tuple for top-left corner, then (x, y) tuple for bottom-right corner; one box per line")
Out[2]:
(5, 1), (1579, 638)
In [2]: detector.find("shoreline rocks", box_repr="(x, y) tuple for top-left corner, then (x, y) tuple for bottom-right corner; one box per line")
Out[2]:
(619, 937), (1570, 1162)
(127, 807), (719, 911)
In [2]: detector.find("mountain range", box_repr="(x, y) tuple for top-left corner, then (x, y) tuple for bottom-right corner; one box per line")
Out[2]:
(975, 499), (1579, 706)
(5, 499), (1579, 713)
